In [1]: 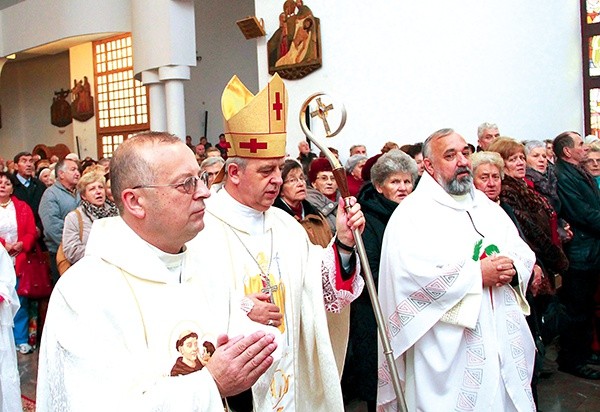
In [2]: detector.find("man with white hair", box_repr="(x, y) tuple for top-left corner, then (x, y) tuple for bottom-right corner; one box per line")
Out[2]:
(476, 122), (500, 151)
(39, 157), (80, 283)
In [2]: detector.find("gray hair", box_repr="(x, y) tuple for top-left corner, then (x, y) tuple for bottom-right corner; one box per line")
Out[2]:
(224, 156), (248, 174)
(477, 122), (499, 138)
(200, 156), (225, 170)
(523, 140), (546, 156)
(345, 154), (368, 174)
(470, 151), (505, 179)
(370, 149), (418, 187)
(422, 128), (454, 160)
(590, 141), (600, 153)
(55, 158), (78, 175)
(110, 131), (181, 212)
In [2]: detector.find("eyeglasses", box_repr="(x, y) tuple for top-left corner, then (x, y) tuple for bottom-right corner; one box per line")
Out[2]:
(284, 176), (306, 185)
(317, 175), (336, 182)
(132, 171), (209, 194)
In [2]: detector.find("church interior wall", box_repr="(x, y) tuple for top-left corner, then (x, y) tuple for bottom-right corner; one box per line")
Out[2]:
(0, 0), (585, 163)
(0, 0), (131, 57)
(256, 0), (583, 163)
(69, 42), (96, 160)
(184, 0), (258, 145)
(0, 52), (72, 159)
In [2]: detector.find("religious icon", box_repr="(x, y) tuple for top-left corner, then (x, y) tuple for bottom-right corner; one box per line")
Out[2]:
(71, 76), (95, 122)
(170, 330), (216, 376)
(50, 88), (72, 127)
(267, 0), (322, 80)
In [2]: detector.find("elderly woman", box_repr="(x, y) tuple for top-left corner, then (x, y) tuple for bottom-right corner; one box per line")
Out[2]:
(62, 171), (119, 265)
(584, 141), (600, 188)
(38, 167), (55, 187)
(306, 158), (339, 234)
(488, 138), (568, 285)
(524, 140), (560, 212)
(342, 150), (417, 412)
(273, 159), (332, 247)
(345, 154), (368, 197)
(0, 172), (37, 354)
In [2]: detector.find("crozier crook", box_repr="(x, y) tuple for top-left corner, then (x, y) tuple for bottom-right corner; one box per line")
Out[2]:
(299, 93), (408, 412)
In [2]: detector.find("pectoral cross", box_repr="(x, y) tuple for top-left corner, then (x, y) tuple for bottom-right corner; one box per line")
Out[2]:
(261, 275), (278, 303)
(310, 97), (334, 136)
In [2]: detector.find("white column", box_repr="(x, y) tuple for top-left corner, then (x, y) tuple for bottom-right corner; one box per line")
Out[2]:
(142, 70), (167, 132)
(158, 65), (190, 141)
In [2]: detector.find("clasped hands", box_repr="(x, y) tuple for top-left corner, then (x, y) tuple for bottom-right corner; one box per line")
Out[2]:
(480, 254), (517, 288)
(205, 331), (277, 397)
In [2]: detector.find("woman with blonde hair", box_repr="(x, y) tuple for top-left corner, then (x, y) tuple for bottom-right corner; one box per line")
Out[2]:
(61, 171), (118, 265)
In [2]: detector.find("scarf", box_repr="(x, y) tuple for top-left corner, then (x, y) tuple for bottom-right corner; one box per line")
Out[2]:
(81, 199), (119, 220)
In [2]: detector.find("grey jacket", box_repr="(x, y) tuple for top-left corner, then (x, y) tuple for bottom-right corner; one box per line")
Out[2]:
(39, 181), (80, 253)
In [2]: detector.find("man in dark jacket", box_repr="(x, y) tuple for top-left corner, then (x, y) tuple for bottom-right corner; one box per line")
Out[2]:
(554, 131), (600, 379)
(12, 152), (47, 236)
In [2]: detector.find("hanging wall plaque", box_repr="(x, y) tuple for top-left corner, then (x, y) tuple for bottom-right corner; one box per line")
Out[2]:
(267, 0), (322, 80)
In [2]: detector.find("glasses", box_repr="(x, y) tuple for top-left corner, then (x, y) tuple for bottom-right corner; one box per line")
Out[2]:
(586, 158), (600, 165)
(317, 175), (336, 182)
(132, 171), (209, 194)
(284, 175), (306, 185)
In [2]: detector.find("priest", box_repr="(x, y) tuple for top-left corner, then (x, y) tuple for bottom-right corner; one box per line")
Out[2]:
(37, 132), (278, 411)
(377, 129), (537, 411)
(188, 73), (365, 411)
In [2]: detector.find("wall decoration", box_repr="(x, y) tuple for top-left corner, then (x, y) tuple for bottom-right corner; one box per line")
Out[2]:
(50, 88), (72, 127)
(267, 0), (322, 80)
(71, 76), (94, 122)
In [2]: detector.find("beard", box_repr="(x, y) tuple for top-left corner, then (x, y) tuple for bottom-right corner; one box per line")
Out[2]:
(437, 167), (473, 195)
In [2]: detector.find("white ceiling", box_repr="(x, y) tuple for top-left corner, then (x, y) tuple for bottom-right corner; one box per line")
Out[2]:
(0, 0), (22, 12)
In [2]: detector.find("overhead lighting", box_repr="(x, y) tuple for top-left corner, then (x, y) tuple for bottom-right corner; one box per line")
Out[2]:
(5, 54), (16, 60)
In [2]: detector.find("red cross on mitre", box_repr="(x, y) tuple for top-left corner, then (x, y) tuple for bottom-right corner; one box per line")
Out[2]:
(272, 92), (284, 121)
(239, 138), (268, 153)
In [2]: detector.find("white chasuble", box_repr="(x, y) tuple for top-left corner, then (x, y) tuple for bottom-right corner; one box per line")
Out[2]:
(377, 173), (537, 412)
(37, 217), (228, 412)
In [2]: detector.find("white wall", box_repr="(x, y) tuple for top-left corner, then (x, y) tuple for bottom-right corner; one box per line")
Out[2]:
(0, 0), (584, 162)
(69, 43), (96, 159)
(0, 0), (131, 56)
(256, 0), (583, 163)
(184, 0), (258, 146)
(0, 52), (73, 160)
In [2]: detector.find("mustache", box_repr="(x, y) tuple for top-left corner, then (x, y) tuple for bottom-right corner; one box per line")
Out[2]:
(454, 166), (472, 178)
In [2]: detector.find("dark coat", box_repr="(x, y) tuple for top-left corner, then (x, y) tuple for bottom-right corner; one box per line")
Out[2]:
(342, 182), (398, 403)
(12, 176), (46, 231)
(500, 175), (569, 277)
(555, 159), (600, 270)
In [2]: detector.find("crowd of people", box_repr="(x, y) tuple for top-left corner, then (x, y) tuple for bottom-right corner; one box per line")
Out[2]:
(1, 76), (600, 412)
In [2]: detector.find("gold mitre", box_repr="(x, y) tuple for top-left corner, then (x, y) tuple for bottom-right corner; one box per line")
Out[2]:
(221, 73), (287, 158)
